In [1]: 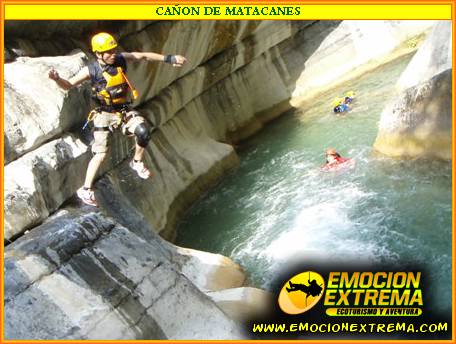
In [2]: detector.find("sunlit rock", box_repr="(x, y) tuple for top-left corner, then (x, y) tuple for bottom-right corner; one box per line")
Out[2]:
(374, 21), (452, 159)
(207, 287), (274, 322)
(4, 135), (90, 240)
(4, 51), (91, 163)
(291, 20), (434, 104)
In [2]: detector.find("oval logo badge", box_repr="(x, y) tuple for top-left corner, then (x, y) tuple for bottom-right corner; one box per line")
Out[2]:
(278, 271), (325, 315)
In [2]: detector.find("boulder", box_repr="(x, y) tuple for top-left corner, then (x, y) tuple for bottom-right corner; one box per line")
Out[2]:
(4, 135), (90, 241)
(4, 51), (91, 163)
(174, 247), (246, 292)
(4, 209), (244, 340)
(396, 21), (452, 90)
(374, 21), (452, 159)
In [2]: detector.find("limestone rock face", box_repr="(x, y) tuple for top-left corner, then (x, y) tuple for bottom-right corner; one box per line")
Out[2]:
(291, 20), (435, 103)
(4, 208), (245, 340)
(4, 21), (321, 241)
(374, 21), (452, 159)
(4, 52), (91, 163)
(396, 21), (452, 91)
(4, 135), (90, 240)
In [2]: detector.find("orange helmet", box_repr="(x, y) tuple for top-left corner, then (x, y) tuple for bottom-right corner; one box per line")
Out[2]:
(326, 148), (338, 156)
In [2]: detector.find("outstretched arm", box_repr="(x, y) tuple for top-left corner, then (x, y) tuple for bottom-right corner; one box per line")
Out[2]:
(48, 66), (90, 90)
(121, 52), (187, 67)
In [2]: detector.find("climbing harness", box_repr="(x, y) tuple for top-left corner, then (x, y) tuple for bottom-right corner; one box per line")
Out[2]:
(82, 109), (98, 130)
(82, 107), (127, 131)
(120, 69), (139, 100)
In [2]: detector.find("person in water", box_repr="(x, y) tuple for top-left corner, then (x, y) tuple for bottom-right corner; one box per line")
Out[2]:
(333, 102), (350, 114)
(323, 148), (350, 169)
(333, 91), (355, 114)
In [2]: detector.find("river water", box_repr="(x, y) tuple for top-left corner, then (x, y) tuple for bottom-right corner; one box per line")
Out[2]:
(176, 54), (452, 315)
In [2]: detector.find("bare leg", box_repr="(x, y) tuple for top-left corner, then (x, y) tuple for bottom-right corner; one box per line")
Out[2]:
(133, 144), (145, 161)
(130, 144), (151, 179)
(84, 153), (107, 188)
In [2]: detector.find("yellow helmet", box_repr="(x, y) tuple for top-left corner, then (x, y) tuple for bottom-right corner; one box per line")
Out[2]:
(91, 32), (117, 53)
(332, 97), (343, 106)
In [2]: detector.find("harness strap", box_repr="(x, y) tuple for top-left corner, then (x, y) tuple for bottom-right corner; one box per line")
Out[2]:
(94, 127), (110, 132)
(98, 103), (131, 113)
(119, 70), (139, 99)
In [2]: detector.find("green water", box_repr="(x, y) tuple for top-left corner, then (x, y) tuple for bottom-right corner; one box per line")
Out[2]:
(176, 54), (452, 314)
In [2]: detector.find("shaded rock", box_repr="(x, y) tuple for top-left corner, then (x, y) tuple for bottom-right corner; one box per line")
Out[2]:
(4, 21), (124, 57)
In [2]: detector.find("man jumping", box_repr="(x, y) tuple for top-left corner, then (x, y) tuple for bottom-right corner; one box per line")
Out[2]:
(49, 32), (187, 206)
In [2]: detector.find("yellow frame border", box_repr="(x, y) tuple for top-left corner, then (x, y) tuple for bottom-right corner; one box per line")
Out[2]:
(1, 2), (454, 344)
(3, 3), (453, 20)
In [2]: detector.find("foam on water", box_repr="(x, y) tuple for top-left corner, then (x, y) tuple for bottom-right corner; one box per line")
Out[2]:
(231, 160), (397, 289)
(176, 54), (452, 314)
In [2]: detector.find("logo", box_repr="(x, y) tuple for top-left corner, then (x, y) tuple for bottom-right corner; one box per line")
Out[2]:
(278, 271), (325, 315)
(278, 270), (423, 316)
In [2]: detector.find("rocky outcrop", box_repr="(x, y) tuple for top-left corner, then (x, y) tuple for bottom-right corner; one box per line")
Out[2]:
(373, 21), (452, 159)
(4, 207), (246, 340)
(4, 134), (90, 240)
(4, 52), (91, 163)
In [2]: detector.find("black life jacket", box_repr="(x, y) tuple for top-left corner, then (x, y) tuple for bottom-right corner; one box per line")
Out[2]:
(88, 54), (130, 107)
